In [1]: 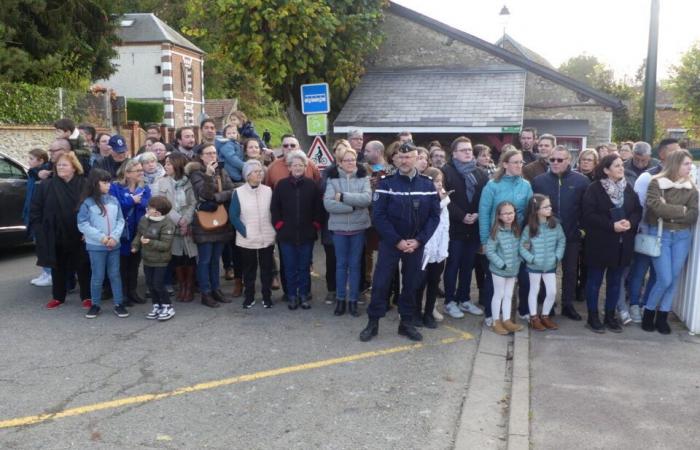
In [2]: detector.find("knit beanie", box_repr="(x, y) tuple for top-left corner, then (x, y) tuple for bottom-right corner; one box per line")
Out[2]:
(243, 160), (263, 180)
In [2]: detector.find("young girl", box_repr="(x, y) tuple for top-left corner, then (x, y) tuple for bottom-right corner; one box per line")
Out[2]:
(415, 167), (450, 328)
(519, 194), (566, 331)
(77, 169), (128, 319)
(486, 201), (523, 335)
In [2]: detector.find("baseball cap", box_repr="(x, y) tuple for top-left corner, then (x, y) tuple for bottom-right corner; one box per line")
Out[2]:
(108, 135), (128, 153)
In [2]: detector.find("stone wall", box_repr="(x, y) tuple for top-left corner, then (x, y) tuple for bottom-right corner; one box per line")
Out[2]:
(0, 126), (55, 163)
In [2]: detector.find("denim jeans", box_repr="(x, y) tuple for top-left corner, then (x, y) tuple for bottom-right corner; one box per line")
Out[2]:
(332, 232), (365, 302)
(646, 227), (692, 312)
(279, 241), (314, 298)
(443, 239), (479, 305)
(196, 242), (225, 293)
(88, 249), (123, 306)
(628, 252), (655, 307)
(586, 266), (625, 312)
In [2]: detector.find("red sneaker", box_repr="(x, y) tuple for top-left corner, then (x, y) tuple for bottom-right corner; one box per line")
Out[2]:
(82, 299), (92, 309)
(46, 299), (63, 309)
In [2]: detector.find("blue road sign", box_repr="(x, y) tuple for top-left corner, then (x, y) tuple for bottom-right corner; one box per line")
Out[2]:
(300, 83), (330, 115)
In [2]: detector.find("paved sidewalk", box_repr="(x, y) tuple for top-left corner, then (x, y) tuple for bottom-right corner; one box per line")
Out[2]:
(530, 313), (700, 449)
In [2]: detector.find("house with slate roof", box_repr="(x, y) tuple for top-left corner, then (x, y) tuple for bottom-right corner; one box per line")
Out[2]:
(334, 2), (623, 152)
(100, 13), (205, 128)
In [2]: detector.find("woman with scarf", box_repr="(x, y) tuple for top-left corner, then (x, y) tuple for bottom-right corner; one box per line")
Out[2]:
(155, 152), (198, 302)
(442, 137), (490, 320)
(139, 152), (165, 188)
(30, 151), (92, 309)
(582, 154), (642, 333)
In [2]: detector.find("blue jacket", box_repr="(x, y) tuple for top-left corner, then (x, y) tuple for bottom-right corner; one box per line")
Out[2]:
(110, 183), (151, 255)
(531, 167), (590, 242)
(215, 137), (245, 182)
(478, 175), (533, 245)
(77, 195), (125, 251)
(519, 222), (566, 272)
(372, 170), (441, 247)
(486, 227), (521, 278)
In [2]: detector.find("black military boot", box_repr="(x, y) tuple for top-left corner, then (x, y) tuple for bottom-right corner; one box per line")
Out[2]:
(359, 319), (379, 342)
(398, 321), (423, 341)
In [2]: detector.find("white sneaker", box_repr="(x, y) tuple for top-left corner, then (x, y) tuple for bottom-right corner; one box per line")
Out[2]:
(619, 310), (632, 326)
(629, 305), (642, 323)
(158, 305), (175, 321)
(444, 302), (465, 319)
(484, 316), (494, 327)
(32, 272), (52, 287)
(458, 301), (484, 316)
(519, 313), (530, 321)
(146, 305), (161, 320)
(432, 308), (444, 322)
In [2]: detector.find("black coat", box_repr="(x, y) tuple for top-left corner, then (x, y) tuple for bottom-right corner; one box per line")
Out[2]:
(29, 175), (87, 267)
(441, 162), (489, 242)
(582, 180), (642, 269)
(271, 176), (321, 245)
(531, 167), (590, 242)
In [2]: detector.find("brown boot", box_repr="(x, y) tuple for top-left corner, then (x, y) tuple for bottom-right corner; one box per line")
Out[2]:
(175, 266), (187, 302)
(530, 315), (546, 331)
(492, 319), (510, 335)
(232, 277), (243, 297)
(182, 266), (195, 302)
(540, 315), (559, 330)
(502, 318), (524, 332)
(201, 292), (220, 308)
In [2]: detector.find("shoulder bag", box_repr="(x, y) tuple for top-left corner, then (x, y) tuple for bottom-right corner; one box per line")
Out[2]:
(634, 189), (664, 257)
(196, 175), (229, 231)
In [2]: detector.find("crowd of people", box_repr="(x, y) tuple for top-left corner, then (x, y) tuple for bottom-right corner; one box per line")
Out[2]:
(24, 117), (697, 341)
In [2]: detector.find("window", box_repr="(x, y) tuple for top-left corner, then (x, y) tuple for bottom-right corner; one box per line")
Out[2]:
(0, 159), (27, 180)
(155, 65), (162, 74)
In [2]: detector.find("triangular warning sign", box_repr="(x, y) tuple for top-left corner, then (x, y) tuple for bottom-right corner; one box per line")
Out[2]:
(307, 136), (334, 169)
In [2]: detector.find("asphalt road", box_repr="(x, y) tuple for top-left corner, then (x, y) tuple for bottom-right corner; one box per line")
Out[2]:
(0, 245), (482, 449)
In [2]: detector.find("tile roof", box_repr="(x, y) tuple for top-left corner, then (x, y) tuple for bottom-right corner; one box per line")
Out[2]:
(117, 13), (204, 54)
(204, 99), (238, 129)
(334, 68), (526, 131)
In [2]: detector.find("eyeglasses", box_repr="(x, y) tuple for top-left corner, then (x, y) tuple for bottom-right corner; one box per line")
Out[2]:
(282, 143), (298, 148)
(128, 169), (144, 173)
(201, 152), (217, 156)
(579, 158), (595, 163)
(549, 158), (567, 163)
(508, 160), (524, 165)
(499, 211), (515, 216)
(539, 205), (552, 210)
(341, 158), (357, 163)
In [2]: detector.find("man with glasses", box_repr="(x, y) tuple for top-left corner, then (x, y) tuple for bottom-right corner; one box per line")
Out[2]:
(38, 139), (72, 180)
(264, 134), (320, 189)
(347, 129), (365, 162)
(531, 145), (589, 320)
(94, 135), (129, 177)
(360, 142), (440, 343)
(523, 134), (556, 182)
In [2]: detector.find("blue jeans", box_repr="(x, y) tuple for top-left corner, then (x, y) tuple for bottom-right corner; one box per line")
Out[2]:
(332, 232), (365, 302)
(646, 227), (691, 312)
(443, 239), (479, 305)
(279, 242), (314, 298)
(586, 266), (625, 312)
(196, 242), (225, 293)
(88, 249), (123, 306)
(627, 252), (655, 307)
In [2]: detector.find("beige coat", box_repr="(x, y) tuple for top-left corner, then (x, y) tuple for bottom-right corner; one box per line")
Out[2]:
(154, 176), (198, 257)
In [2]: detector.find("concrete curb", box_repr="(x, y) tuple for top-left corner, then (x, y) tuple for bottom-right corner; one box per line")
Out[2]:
(507, 328), (530, 450)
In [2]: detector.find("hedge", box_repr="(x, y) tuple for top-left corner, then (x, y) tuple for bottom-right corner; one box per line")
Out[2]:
(127, 100), (164, 126)
(0, 82), (80, 125)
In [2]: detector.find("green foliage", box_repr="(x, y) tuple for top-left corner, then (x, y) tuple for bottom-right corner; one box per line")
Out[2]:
(670, 42), (700, 138)
(0, 82), (83, 125)
(0, 0), (119, 89)
(127, 100), (164, 125)
(254, 114), (293, 148)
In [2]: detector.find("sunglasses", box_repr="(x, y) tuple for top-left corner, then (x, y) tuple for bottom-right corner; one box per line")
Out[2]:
(549, 158), (567, 163)
(282, 143), (297, 148)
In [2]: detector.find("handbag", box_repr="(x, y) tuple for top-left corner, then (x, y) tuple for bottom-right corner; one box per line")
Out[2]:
(634, 217), (663, 257)
(196, 175), (229, 231)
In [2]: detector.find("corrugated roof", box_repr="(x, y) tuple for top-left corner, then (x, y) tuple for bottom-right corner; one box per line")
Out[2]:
(117, 13), (204, 54)
(334, 68), (526, 132)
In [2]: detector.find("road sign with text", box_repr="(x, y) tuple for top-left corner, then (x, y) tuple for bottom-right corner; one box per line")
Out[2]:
(300, 83), (330, 114)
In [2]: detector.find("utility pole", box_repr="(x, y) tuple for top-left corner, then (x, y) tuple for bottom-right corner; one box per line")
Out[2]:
(642, 0), (660, 144)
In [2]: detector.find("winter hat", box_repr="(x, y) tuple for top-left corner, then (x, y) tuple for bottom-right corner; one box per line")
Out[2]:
(243, 160), (263, 180)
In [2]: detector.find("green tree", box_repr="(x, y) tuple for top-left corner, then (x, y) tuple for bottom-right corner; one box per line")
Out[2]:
(183, 0), (387, 145)
(0, 0), (119, 89)
(670, 42), (700, 138)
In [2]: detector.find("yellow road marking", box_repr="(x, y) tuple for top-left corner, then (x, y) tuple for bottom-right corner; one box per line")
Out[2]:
(0, 327), (473, 429)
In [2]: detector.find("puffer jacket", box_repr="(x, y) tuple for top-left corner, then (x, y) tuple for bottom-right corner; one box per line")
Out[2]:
(486, 227), (521, 278)
(478, 175), (533, 245)
(186, 161), (235, 244)
(531, 167), (590, 242)
(519, 222), (566, 272)
(323, 165), (372, 232)
(216, 137), (245, 182)
(77, 194), (125, 251)
(131, 215), (176, 267)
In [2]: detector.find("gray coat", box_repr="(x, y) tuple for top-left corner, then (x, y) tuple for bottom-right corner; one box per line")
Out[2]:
(323, 165), (372, 232)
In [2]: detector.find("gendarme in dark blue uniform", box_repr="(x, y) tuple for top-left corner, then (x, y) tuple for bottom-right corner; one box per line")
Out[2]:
(360, 144), (440, 342)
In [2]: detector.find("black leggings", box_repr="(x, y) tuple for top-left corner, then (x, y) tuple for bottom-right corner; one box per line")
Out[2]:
(415, 260), (446, 318)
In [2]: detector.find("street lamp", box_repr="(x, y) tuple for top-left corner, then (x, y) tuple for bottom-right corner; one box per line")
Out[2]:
(499, 5), (511, 47)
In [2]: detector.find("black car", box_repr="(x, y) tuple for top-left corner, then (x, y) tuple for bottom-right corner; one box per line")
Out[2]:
(0, 152), (29, 247)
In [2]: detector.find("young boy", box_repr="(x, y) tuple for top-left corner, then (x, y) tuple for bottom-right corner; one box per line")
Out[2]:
(131, 196), (176, 321)
(24, 148), (52, 286)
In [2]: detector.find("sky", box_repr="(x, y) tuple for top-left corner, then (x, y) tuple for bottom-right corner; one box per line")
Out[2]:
(393, 0), (700, 80)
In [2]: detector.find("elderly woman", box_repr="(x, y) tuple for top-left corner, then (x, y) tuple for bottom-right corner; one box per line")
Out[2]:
(576, 148), (598, 181)
(229, 160), (277, 309)
(30, 151), (91, 309)
(139, 151), (165, 188)
(111, 158), (152, 306)
(155, 152), (197, 302)
(271, 150), (322, 310)
(187, 143), (235, 307)
(323, 147), (372, 317)
(582, 154), (642, 333)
